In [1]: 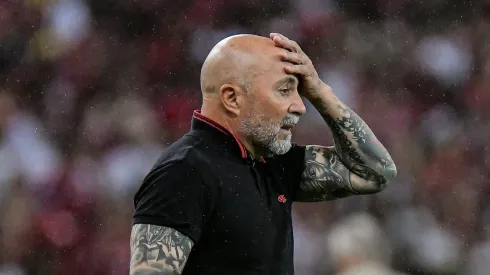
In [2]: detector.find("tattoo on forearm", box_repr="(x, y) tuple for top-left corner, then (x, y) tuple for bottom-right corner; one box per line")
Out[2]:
(322, 103), (396, 181)
(130, 224), (193, 275)
(298, 146), (386, 202)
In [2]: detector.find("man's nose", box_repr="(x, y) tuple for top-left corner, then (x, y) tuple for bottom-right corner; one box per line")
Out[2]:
(288, 93), (306, 116)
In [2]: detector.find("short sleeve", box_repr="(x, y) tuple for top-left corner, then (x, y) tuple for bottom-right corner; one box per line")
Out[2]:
(132, 161), (214, 244)
(272, 144), (306, 202)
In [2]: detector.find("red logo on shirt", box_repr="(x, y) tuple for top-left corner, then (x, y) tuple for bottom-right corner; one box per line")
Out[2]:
(277, 194), (287, 203)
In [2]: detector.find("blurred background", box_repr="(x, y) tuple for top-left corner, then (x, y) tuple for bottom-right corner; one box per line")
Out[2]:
(0, 0), (489, 274)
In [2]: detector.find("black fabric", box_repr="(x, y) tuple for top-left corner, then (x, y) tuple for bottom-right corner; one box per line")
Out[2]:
(133, 159), (214, 244)
(133, 111), (306, 275)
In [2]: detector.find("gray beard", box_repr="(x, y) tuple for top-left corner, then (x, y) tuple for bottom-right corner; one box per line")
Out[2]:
(240, 112), (299, 157)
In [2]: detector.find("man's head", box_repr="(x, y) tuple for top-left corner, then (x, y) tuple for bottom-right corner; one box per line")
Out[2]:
(200, 34), (306, 157)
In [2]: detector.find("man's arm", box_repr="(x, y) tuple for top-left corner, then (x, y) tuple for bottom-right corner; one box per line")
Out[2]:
(297, 90), (397, 202)
(130, 224), (194, 275)
(268, 32), (397, 202)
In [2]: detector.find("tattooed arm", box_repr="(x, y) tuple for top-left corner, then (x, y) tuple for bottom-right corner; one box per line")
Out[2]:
(130, 224), (194, 275)
(297, 87), (397, 202)
(266, 32), (396, 202)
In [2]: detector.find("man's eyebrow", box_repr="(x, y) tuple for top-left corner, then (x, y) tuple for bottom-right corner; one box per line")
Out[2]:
(273, 76), (299, 89)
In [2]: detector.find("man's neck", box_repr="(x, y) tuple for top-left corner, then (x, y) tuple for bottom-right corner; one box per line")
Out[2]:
(200, 107), (259, 158)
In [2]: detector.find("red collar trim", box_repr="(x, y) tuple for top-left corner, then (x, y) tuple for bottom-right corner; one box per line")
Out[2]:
(192, 110), (248, 159)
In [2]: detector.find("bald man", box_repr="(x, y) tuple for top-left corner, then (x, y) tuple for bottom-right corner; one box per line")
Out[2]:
(130, 33), (397, 275)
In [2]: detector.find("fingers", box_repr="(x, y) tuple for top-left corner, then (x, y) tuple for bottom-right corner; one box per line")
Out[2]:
(284, 64), (310, 76)
(270, 33), (302, 53)
(271, 32), (314, 77)
(281, 51), (304, 65)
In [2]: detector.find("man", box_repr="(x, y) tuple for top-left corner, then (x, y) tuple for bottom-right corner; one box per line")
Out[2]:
(130, 33), (397, 275)
(326, 213), (407, 275)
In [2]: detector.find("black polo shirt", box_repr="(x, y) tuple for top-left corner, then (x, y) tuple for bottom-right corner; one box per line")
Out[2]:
(133, 110), (306, 275)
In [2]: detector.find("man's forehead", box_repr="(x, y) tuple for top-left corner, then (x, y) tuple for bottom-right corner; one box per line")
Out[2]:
(230, 39), (296, 84)
(252, 53), (298, 82)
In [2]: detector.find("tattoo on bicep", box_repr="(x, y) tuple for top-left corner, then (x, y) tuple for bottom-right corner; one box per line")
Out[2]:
(298, 146), (388, 201)
(130, 224), (193, 275)
(298, 146), (354, 201)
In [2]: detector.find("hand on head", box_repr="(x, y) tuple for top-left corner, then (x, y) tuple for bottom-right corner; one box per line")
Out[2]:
(269, 33), (327, 100)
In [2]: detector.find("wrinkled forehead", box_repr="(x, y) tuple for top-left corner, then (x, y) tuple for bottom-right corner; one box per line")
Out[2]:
(250, 49), (298, 86)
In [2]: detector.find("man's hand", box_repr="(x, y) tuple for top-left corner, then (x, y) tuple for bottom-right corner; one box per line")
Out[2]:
(270, 32), (329, 100)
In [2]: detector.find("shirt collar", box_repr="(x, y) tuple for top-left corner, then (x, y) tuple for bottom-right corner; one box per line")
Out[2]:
(191, 110), (248, 159)
(191, 110), (267, 164)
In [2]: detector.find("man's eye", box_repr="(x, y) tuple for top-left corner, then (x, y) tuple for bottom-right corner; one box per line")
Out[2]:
(279, 88), (290, 94)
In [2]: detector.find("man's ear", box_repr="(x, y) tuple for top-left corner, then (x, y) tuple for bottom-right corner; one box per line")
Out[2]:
(219, 84), (245, 116)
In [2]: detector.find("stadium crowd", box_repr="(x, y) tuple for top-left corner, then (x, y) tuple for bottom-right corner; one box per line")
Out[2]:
(0, 0), (489, 274)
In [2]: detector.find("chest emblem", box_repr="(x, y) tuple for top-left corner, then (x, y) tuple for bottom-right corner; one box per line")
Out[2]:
(277, 194), (287, 203)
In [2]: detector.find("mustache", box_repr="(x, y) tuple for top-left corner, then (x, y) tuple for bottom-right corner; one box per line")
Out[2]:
(280, 114), (300, 127)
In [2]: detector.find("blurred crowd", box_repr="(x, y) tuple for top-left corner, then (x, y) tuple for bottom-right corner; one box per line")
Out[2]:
(0, 0), (489, 274)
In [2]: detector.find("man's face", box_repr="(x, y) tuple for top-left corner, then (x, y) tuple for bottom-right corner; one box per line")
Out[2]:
(238, 56), (306, 157)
